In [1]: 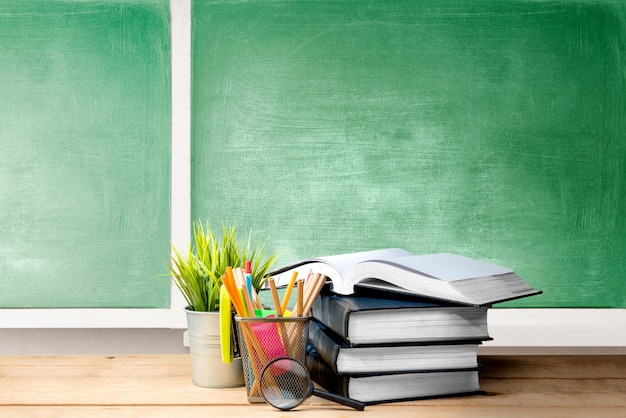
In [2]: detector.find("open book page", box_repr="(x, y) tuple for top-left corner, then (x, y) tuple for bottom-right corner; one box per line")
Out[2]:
(271, 248), (413, 287)
(345, 253), (537, 304)
(318, 248), (414, 278)
(270, 249), (538, 305)
(366, 253), (513, 282)
(340, 253), (514, 297)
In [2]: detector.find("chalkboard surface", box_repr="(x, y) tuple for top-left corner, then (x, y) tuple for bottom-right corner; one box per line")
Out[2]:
(0, 1), (171, 308)
(192, 0), (626, 308)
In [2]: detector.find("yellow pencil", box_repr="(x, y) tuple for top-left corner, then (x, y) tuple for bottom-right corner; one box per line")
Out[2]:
(280, 271), (298, 313)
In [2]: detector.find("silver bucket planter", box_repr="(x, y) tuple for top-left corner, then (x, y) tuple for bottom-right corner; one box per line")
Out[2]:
(185, 308), (244, 388)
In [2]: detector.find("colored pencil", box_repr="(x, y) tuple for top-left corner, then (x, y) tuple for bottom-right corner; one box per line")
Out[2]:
(280, 271), (298, 313)
(268, 277), (283, 317)
(295, 279), (304, 317)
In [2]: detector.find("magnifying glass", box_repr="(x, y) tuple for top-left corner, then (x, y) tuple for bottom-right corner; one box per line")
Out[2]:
(259, 356), (365, 411)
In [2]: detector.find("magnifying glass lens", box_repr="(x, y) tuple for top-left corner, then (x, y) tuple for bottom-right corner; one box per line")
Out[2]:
(260, 357), (365, 411)
(260, 357), (311, 410)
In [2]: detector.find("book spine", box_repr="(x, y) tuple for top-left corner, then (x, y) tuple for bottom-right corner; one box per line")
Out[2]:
(308, 320), (342, 373)
(306, 349), (350, 397)
(311, 292), (351, 340)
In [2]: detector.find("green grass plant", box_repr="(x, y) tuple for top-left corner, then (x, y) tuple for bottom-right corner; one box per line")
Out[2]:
(169, 221), (280, 312)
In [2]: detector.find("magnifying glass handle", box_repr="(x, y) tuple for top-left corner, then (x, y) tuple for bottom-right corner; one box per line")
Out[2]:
(312, 388), (365, 411)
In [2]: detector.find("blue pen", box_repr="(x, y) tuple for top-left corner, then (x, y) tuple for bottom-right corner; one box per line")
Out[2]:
(245, 273), (253, 300)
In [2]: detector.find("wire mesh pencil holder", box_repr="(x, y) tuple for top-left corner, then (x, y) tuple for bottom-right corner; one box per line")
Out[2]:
(235, 315), (311, 403)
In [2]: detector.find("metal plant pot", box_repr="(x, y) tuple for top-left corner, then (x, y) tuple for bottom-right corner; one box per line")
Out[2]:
(185, 308), (244, 388)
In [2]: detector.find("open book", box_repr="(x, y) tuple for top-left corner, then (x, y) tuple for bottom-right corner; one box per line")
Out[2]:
(270, 248), (541, 306)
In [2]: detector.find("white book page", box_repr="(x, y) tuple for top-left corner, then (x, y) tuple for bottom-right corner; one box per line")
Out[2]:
(318, 248), (413, 278)
(377, 253), (512, 282)
(272, 248), (414, 290)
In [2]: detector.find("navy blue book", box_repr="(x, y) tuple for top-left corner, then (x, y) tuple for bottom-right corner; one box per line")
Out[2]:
(311, 285), (490, 346)
(308, 319), (484, 375)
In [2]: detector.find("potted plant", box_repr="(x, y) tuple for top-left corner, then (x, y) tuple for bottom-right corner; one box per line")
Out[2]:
(168, 220), (280, 388)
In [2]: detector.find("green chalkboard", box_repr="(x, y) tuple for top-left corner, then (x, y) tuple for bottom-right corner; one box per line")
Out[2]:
(191, 0), (626, 308)
(0, 1), (171, 308)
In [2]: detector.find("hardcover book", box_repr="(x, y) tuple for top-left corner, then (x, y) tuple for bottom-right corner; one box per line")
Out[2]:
(311, 286), (491, 345)
(308, 319), (482, 374)
(306, 347), (482, 404)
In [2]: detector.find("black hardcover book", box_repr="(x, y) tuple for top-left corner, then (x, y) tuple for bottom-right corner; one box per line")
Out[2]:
(308, 319), (483, 375)
(311, 285), (491, 346)
(306, 346), (482, 404)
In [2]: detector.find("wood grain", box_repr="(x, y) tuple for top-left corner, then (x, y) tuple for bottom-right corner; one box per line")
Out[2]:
(1, 355), (624, 417)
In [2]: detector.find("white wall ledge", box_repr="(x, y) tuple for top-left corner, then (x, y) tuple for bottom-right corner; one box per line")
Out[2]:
(0, 305), (187, 329)
(480, 308), (626, 354)
(2, 308), (625, 347)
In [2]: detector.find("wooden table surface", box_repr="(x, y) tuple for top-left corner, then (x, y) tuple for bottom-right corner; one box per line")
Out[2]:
(1, 355), (624, 417)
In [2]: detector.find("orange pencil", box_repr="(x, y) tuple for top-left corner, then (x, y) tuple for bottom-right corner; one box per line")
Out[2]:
(224, 267), (246, 317)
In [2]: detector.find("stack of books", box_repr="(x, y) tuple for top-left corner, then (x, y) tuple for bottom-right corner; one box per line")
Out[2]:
(270, 248), (541, 404)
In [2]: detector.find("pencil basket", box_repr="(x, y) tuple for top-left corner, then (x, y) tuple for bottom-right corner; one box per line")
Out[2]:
(235, 315), (311, 402)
